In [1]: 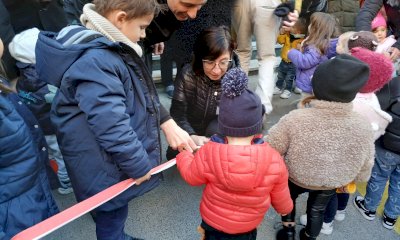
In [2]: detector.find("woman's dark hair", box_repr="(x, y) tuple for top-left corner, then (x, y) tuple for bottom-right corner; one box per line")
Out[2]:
(192, 26), (236, 75)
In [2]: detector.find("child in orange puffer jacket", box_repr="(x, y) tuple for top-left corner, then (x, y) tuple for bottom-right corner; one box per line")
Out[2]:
(176, 68), (293, 240)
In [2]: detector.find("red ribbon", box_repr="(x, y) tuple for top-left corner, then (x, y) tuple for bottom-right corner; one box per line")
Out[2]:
(12, 159), (176, 240)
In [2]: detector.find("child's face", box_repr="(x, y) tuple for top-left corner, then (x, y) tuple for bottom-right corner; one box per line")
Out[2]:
(118, 13), (154, 43)
(373, 26), (387, 43)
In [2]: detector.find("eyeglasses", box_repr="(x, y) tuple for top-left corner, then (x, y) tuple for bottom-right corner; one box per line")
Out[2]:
(202, 59), (232, 70)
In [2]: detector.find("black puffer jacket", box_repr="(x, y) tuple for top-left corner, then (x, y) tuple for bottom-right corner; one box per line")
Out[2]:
(170, 54), (240, 136)
(356, 0), (400, 49)
(377, 77), (400, 154)
(327, 0), (359, 33)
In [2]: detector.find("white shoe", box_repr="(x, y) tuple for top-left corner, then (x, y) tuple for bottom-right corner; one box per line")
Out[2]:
(300, 214), (307, 225)
(334, 210), (346, 221)
(58, 186), (73, 195)
(280, 90), (291, 99)
(293, 87), (302, 94)
(320, 222), (333, 235)
(299, 214), (333, 235)
(273, 86), (282, 95)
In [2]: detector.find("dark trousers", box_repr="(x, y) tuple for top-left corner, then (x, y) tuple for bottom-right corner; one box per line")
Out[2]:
(201, 220), (257, 240)
(276, 61), (296, 91)
(95, 205), (129, 240)
(282, 181), (336, 239)
(324, 193), (350, 222)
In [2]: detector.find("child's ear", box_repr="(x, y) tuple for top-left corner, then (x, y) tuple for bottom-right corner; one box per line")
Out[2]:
(111, 10), (128, 30)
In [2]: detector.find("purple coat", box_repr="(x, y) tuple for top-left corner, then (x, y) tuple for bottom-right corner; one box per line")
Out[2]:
(288, 45), (328, 94)
(288, 39), (338, 94)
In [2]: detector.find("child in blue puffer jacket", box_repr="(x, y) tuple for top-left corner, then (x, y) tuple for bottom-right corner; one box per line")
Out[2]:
(9, 27), (73, 195)
(0, 38), (59, 240)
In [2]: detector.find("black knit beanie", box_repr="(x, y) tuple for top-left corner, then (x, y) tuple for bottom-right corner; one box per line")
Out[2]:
(218, 68), (264, 137)
(312, 54), (370, 103)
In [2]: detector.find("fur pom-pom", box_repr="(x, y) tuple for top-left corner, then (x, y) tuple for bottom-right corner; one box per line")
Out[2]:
(351, 47), (394, 93)
(221, 67), (248, 98)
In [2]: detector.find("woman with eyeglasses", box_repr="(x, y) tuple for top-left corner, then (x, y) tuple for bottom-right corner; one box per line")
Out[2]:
(167, 26), (240, 159)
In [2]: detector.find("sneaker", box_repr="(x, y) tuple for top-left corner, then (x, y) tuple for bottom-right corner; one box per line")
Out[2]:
(58, 180), (73, 195)
(299, 215), (333, 235)
(58, 186), (73, 195)
(293, 87), (302, 94)
(320, 222), (333, 235)
(382, 212), (397, 230)
(165, 85), (174, 99)
(334, 209), (346, 221)
(299, 214), (307, 226)
(273, 86), (282, 95)
(353, 196), (376, 220)
(280, 90), (291, 99)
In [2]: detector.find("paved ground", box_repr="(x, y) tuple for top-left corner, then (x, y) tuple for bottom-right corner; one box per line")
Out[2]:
(44, 75), (399, 240)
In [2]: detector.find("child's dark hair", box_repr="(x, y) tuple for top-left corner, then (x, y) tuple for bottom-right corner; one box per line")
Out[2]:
(293, 17), (307, 34)
(192, 26), (236, 75)
(303, 12), (337, 55)
(93, 0), (161, 19)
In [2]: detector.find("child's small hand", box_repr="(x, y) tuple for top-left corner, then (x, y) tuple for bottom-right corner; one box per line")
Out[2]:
(135, 170), (151, 185)
(190, 135), (209, 147)
(389, 47), (400, 61)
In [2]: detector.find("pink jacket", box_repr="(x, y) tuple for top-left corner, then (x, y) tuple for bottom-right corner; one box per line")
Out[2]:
(176, 141), (293, 234)
(353, 93), (392, 140)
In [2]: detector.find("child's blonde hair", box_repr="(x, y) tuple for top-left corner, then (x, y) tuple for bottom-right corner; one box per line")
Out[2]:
(303, 12), (338, 55)
(93, 0), (162, 19)
(336, 31), (356, 54)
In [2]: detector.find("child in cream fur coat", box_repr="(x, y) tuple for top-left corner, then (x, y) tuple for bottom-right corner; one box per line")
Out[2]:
(267, 54), (375, 240)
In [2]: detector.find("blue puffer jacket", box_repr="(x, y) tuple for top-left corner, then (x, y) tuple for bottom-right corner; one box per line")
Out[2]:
(0, 90), (58, 240)
(35, 26), (162, 211)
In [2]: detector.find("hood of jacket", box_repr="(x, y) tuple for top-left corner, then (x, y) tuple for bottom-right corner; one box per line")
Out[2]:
(35, 25), (119, 88)
(203, 142), (272, 192)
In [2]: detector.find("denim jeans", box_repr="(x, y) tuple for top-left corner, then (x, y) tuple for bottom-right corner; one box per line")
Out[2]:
(324, 193), (350, 223)
(364, 143), (400, 219)
(276, 61), (296, 91)
(95, 205), (129, 240)
(282, 181), (336, 239)
(44, 135), (71, 188)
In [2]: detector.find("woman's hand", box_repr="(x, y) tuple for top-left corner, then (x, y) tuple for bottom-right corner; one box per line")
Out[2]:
(190, 135), (209, 147)
(161, 119), (197, 153)
(282, 10), (299, 32)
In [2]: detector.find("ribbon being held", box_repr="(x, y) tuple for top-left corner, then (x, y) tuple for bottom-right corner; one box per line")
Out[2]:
(12, 159), (177, 240)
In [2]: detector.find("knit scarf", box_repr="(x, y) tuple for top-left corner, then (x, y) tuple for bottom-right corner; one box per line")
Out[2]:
(80, 3), (143, 56)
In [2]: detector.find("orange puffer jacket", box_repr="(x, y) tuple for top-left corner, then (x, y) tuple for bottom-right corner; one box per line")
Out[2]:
(176, 141), (293, 234)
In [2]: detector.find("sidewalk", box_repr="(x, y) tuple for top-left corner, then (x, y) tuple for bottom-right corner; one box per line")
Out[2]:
(44, 75), (399, 240)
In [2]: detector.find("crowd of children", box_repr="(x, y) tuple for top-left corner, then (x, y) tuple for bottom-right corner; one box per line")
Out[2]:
(1, 1), (400, 240)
